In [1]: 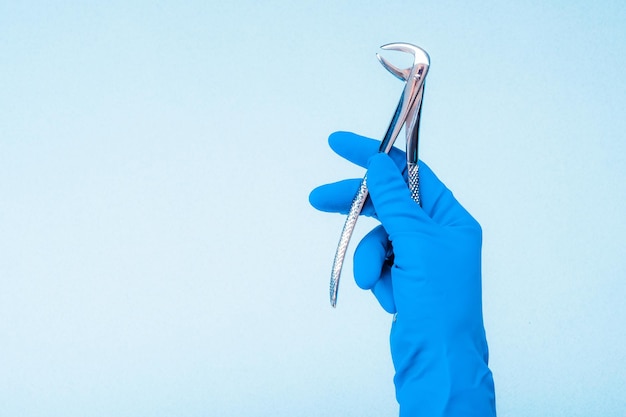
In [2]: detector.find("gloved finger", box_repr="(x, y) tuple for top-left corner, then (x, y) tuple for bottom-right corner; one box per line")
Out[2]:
(372, 271), (396, 314)
(329, 131), (406, 171)
(366, 153), (432, 236)
(353, 225), (389, 289)
(353, 225), (396, 313)
(308, 179), (376, 216)
(417, 161), (478, 228)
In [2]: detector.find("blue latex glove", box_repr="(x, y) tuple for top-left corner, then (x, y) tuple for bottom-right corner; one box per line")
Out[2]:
(310, 131), (496, 417)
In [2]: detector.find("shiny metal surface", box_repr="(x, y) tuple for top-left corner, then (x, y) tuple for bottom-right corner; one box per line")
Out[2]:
(329, 43), (430, 307)
(329, 176), (368, 307)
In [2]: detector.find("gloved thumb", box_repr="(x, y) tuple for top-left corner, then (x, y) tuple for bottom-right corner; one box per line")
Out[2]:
(366, 153), (431, 237)
(369, 154), (479, 230)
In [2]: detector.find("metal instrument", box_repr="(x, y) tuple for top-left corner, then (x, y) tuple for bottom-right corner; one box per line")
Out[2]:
(329, 42), (430, 307)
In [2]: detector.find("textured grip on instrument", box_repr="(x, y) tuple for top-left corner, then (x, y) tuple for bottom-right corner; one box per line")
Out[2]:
(408, 163), (421, 205)
(330, 176), (369, 307)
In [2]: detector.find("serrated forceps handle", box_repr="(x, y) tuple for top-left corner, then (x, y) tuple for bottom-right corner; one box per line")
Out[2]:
(329, 96), (404, 308)
(408, 164), (421, 205)
(330, 176), (368, 307)
(406, 83), (426, 206)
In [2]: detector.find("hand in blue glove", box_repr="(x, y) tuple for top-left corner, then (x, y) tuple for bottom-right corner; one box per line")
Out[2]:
(310, 131), (496, 417)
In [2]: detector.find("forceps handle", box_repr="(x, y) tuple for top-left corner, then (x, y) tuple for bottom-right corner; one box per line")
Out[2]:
(330, 159), (419, 307)
(406, 90), (424, 206)
(330, 176), (369, 307)
(408, 163), (421, 205)
(329, 98), (405, 307)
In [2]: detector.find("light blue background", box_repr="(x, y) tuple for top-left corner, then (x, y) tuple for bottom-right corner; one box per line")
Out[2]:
(1, 1), (625, 416)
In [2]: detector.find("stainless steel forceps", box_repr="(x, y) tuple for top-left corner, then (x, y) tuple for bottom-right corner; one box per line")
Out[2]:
(329, 43), (430, 307)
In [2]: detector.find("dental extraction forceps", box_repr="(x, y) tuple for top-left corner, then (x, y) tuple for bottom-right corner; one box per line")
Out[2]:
(329, 43), (430, 307)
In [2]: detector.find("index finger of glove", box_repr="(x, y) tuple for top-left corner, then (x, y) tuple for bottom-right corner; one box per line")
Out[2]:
(329, 131), (406, 170)
(309, 178), (376, 216)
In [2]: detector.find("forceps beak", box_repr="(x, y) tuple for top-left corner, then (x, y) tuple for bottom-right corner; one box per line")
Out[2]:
(376, 43), (430, 81)
(374, 43), (430, 156)
(377, 54), (411, 81)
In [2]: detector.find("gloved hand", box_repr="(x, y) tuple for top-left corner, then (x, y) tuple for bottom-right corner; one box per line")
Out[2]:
(310, 131), (496, 417)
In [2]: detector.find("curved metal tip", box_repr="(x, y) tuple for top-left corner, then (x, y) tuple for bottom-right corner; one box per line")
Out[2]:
(380, 42), (430, 66)
(376, 53), (410, 81)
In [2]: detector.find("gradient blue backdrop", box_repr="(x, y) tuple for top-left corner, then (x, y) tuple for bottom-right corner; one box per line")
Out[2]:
(1, 1), (625, 416)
